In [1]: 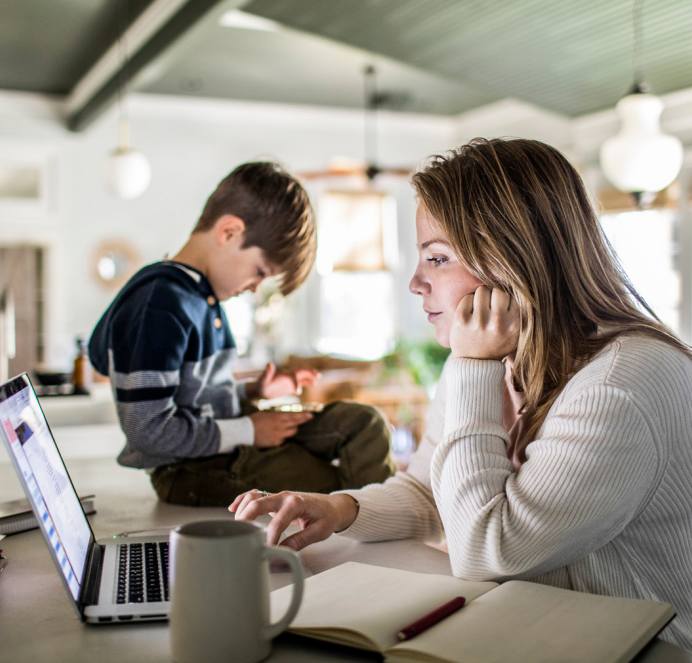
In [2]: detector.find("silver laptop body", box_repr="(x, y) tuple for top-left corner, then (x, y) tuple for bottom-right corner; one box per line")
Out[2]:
(0, 373), (170, 623)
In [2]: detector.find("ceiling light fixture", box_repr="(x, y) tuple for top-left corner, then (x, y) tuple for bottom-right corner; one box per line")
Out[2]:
(599, 0), (682, 209)
(218, 10), (280, 32)
(295, 65), (412, 182)
(104, 0), (152, 201)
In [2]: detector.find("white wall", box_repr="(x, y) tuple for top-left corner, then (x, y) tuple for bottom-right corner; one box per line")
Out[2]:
(0, 91), (456, 369)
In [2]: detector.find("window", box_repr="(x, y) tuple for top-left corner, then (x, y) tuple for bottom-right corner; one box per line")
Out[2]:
(0, 164), (40, 199)
(316, 191), (398, 360)
(317, 271), (395, 360)
(222, 292), (254, 357)
(599, 210), (680, 333)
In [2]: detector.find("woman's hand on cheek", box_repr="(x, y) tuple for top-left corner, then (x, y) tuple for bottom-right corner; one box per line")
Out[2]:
(450, 286), (520, 360)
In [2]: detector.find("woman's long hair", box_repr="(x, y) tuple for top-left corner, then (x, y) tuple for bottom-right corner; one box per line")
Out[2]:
(412, 137), (692, 464)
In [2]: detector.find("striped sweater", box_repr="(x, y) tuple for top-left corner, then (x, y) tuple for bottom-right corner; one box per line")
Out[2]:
(89, 262), (253, 469)
(340, 336), (692, 651)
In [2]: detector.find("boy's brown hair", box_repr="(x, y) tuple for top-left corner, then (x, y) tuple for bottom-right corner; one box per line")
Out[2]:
(195, 161), (316, 295)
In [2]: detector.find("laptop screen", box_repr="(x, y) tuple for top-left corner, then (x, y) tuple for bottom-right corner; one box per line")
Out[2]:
(0, 375), (92, 601)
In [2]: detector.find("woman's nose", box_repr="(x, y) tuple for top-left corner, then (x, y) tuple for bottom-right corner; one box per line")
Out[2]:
(409, 270), (428, 296)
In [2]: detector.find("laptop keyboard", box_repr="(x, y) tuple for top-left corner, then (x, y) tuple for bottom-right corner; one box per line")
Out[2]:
(116, 542), (169, 604)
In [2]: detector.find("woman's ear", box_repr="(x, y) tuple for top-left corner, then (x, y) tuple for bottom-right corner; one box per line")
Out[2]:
(215, 215), (246, 246)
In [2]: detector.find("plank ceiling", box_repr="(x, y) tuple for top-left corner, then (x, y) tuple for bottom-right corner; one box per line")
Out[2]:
(244, 0), (692, 116)
(1, 0), (692, 120)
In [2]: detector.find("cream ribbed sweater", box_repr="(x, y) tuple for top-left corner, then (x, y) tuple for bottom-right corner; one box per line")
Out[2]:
(340, 335), (692, 650)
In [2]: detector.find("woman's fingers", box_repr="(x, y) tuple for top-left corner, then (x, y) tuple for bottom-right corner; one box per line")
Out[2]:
(459, 291), (475, 322)
(229, 489), (259, 513)
(231, 490), (279, 519)
(281, 522), (331, 551)
(264, 493), (306, 546)
(230, 491), (345, 552)
(491, 287), (511, 312)
(507, 294), (521, 331)
(230, 491), (308, 546)
(451, 286), (520, 360)
(474, 285), (492, 315)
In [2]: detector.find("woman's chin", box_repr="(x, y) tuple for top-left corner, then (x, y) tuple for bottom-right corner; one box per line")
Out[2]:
(436, 330), (451, 348)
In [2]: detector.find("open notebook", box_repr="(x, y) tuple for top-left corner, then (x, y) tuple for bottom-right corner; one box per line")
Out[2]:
(271, 562), (675, 663)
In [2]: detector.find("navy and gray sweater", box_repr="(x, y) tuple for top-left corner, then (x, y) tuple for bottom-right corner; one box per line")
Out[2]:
(89, 262), (253, 469)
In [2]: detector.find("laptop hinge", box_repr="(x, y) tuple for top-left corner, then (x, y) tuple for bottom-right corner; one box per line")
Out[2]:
(83, 543), (104, 606)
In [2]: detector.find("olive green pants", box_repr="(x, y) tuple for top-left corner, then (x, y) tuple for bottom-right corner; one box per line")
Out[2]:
(150, 401), (396, 507)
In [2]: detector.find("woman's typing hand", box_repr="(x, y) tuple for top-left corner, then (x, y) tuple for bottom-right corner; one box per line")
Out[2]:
(229, 490), (359, 550)
(450, 286), (520, 361)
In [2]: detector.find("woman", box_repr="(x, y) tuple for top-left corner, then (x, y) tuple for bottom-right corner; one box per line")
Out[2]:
(231, 138), (692, 650)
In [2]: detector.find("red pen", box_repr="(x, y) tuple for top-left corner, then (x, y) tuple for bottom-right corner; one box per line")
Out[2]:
(397, 596), (466, 642)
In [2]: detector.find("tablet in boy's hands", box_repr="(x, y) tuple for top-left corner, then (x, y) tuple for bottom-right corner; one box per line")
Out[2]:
(266, 403), (324, 413)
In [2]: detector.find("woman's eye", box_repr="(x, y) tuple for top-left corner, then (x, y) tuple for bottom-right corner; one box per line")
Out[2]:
(257, 268), (266, 278)
(426, 257), (447, 266)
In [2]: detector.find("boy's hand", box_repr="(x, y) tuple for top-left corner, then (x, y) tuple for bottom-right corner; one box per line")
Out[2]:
(450, 286), (520, 360)
(250, 362), (320, 400)
(249, 411), (313, 448)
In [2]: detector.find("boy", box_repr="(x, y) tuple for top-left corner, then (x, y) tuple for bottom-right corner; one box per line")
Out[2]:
(89, 162), (396, 506)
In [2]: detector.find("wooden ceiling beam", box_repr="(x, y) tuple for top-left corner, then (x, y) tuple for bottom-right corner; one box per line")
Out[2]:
(64, 0), (236, 132)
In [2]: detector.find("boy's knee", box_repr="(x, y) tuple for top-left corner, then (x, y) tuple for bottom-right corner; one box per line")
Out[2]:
(358, 403), (390, 437)
(324, 401), (391, 443)
(325, 400), (383, 423)
(150, 466), (173, 502)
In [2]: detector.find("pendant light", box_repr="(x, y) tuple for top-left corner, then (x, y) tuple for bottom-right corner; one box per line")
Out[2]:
(104, 0), (151, 200)
(105, 120), (151, 200)
(599, 0), (682, 208)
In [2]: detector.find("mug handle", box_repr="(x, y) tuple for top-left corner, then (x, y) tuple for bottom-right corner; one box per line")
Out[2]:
(261, 546), (304, 641)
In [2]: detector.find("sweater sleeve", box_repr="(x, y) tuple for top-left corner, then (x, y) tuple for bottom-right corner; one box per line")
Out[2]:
(111, 306), (248, 466)
(335, 363), (449, 543)
(217, 417), (254, 452)
(434, 357), (659, 581)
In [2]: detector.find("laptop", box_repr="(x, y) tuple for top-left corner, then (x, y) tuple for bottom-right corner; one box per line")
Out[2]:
(0, 373), (170, 623)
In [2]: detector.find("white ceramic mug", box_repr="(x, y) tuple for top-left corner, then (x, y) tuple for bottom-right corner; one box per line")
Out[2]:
(169, 520), (304, 663)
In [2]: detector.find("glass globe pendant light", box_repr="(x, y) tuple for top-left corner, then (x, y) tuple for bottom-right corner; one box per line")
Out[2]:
(104, 0), (151, 201)
(105, 118), (152, 200)
(599, 0), (682, 208)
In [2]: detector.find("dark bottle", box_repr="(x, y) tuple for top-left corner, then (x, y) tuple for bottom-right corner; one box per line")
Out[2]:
(72, 336), (93, 396)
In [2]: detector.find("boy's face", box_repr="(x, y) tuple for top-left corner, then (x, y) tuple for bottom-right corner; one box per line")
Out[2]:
(208, 216), (278, 301)
(409, 205), (484, 347)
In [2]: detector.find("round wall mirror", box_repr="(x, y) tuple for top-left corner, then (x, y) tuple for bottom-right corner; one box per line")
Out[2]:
(92, 240), (139, 289)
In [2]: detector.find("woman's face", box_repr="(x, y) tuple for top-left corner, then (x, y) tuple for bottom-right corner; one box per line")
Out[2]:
(409, 205), (485, 347)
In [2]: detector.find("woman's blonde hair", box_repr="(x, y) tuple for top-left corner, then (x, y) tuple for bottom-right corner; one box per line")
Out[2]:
(412, 137), (692, 463)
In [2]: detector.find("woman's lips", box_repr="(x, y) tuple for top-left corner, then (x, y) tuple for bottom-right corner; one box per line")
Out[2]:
(425, 310), (441, 323)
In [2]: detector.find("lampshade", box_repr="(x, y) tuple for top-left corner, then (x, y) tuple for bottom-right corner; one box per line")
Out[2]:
(104, 147), (152, 200)
(600, 93), (683, 194)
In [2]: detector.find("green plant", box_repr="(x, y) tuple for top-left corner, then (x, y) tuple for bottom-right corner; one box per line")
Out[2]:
(381, 338), (450, 387)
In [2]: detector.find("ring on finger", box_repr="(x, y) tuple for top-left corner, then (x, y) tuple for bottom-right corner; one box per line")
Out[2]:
(258, 490), (270, 498)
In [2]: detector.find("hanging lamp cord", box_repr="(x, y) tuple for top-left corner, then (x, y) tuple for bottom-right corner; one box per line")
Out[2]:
(363, 65), (378, 171)
(116, 0), (130, 151)
(630, 0), (647, 94)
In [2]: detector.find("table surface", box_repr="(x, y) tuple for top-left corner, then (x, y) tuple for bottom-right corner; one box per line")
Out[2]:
(0, 457), (690, 663)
